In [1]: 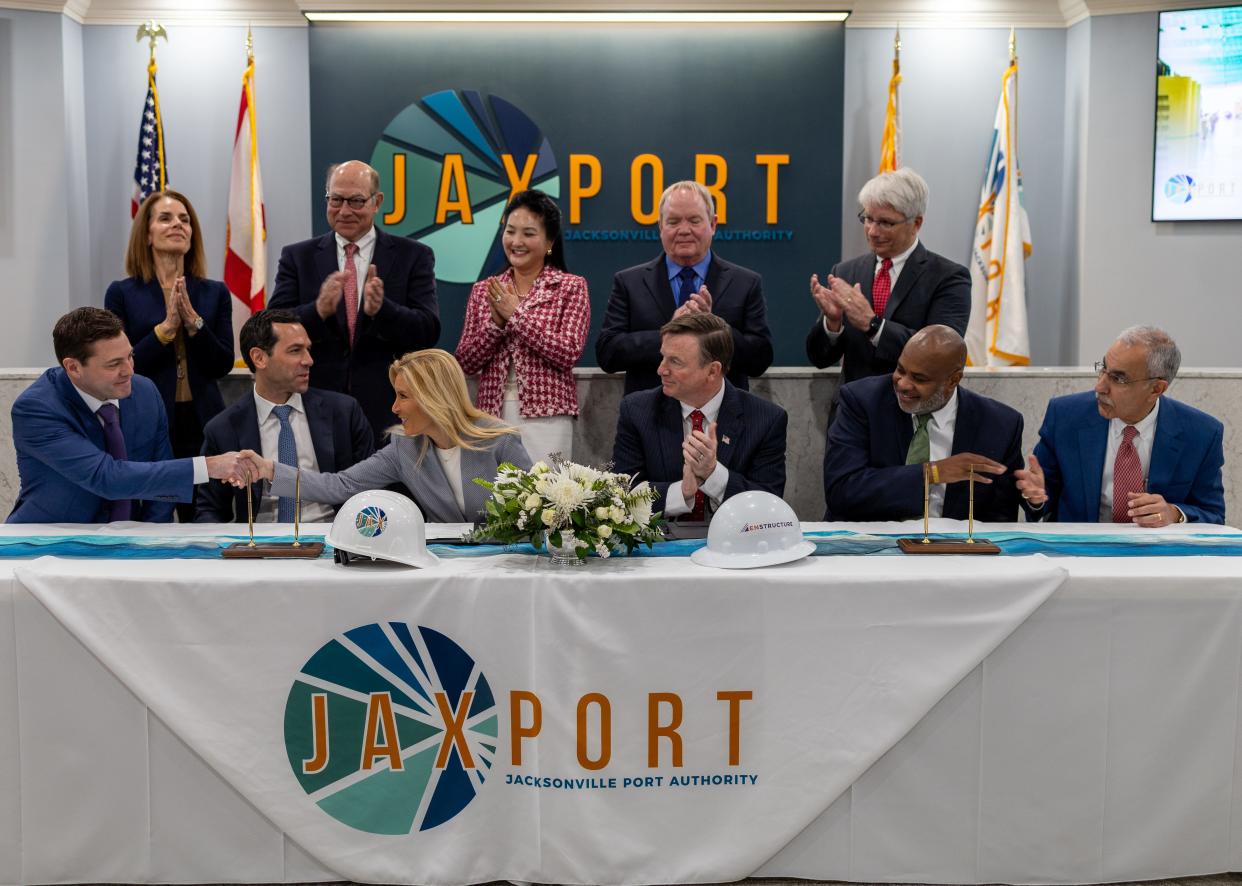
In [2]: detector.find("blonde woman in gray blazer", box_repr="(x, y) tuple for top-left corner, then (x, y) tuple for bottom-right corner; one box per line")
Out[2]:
(245, 349), (531, 523)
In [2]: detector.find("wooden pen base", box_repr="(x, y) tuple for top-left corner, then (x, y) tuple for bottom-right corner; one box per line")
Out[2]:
(222, 541), (325, 559)
(897, 537), (1001, 555)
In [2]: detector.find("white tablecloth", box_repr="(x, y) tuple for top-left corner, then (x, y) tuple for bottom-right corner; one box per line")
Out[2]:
(1, 521), (1240, 885)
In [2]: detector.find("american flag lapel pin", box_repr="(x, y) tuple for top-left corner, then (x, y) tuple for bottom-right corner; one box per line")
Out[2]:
(722, 435), (731, 445)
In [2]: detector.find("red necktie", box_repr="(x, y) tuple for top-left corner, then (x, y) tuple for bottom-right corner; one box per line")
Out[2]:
(872, 257), (893, 317)
(1112, 425), (1143, 523)
(343, 242), (360, 342)
(688, 409), (706, 521)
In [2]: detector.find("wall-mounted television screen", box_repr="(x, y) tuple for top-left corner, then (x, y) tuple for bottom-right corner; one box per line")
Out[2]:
(1153, 5), (1242, 220)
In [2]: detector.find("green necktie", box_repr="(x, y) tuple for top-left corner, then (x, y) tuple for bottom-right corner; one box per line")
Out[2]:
(905, 413), (932, 465)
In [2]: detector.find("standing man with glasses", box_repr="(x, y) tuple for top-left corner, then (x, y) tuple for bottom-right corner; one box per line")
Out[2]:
(1016, 326), (1224, 525)
(806, 168), (969, 384)
(270, 160), (440, 445)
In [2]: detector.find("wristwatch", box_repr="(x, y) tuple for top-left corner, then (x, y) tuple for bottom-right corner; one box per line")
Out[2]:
(867, 315), (883, 337)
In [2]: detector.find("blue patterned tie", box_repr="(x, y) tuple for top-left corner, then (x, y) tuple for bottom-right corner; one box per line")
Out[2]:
(272, 404), (298, 522)
(96, 403), (132, 521)
(676, 266), (697, 307)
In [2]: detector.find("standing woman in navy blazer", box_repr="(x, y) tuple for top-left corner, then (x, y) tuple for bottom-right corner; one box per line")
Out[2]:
(105, 190), (234, 520)
(455, 189), (589, 463)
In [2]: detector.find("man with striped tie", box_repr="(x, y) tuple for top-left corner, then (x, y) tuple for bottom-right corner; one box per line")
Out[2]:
(195, 310), (374, 524)
(1016, 326), (1225, 526)
(821, 325), (1023, 523)
(806, 168), (970, 385)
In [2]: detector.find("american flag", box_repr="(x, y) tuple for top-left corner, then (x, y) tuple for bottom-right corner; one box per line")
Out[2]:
(131, 61), (167, 217)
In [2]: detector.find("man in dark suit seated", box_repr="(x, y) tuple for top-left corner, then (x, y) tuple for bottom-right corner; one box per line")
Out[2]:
(612, 313), (786, 519)
(195, 310), (375, 523)
(269, 160), (440, 446)
(596, 180), (773, 395)
(8, 308), (250, 523)
(822, 325), (1022, 522)
(806, 168), (970, 384)
(1016, 326), (1224, 526)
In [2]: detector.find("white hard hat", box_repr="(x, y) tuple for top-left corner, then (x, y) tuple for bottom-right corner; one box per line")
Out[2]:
(326, 490), (440, 569)
(690, 491), (815, 569)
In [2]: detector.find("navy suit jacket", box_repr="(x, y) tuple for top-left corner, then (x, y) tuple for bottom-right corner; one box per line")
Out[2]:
(1029, 391), (1225, 524)
(269, 228), (440, 444)
(806, 242), (970, 383)
(194, 387), (375, 523)
(612, 381), (787, 515)
(596, 252), (773, 395)
(822, 375), (1024, 522)
(104, 275), (235, 429)
(7, 369), (193, 523)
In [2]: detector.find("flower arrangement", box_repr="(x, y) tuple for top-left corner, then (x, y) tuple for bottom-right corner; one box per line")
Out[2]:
(469, 459), (664, 559)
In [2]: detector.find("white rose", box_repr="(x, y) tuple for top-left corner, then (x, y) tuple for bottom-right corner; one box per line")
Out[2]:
(541, 509), (557, 527)
(595, 506), (610, 519)
(610, 506), (625, 522)
(525, 493), (542, 510)
(597, 524), (613, 539)
(531, 461), (549, 474)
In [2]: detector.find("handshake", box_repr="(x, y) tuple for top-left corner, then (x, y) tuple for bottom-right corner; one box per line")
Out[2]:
(203, 450), (276, 488)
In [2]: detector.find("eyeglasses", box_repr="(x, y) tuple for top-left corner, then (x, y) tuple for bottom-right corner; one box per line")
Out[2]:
(325, 193), (375, 210)
(1093, 362), (1165, 386)
(857, 211), (912, 230)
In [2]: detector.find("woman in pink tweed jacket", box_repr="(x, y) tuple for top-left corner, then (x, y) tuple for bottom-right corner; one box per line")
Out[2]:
(455, 190), (590, 462)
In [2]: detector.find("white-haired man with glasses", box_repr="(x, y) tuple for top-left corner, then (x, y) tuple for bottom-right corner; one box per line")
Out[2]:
(270, 160), (440, 445)
(806, 168), (969, 384)
(1016, 326), (1224, 525)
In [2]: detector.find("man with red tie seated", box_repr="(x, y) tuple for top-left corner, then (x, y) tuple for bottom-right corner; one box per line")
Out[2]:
(612, 312), (786, 521)
(806, 168), (970, 384)
(1016, 326), (1225, 526)
(7, 308), (252, 523)
(269, 160), (440, 446)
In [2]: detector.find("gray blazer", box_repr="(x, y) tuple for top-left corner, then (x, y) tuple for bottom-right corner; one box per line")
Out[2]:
(271, 431), (531, 523)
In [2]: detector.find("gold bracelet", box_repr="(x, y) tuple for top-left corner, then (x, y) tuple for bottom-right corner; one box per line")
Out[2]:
(930, 463), (940, 484)
(153, 323), (175, 345)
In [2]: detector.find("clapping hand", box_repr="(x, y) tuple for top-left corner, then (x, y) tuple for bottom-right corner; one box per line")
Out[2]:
(171, 277), (203, 335)
(361, 264), (384, 316)
(826, 274), (876, 332)
(810, 274), (843, 330)
(316, 272), (347, 320)
(486, 276), (520, 325)
(673, 285), (712, 318)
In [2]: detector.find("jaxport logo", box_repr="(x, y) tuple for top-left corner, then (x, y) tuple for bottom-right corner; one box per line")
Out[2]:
(370, 89), (559, 285)
(284, 622), (496, 834)
(1164, 173), (1195, 203)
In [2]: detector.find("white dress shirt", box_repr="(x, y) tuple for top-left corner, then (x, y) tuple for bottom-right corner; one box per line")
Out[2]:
(823, 237), (920, 345)
(1098, 398), (1160, 522)
(664, 383), (730, 517)
(915, 387), (958, 518)
(336, 225), (377, 283)
(254, 390), (332, 523)
(73, 383), (207, 483)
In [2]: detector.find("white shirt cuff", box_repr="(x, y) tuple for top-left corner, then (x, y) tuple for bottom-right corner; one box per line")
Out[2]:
(869, 318), (885, 345)
(192, 456), (208, 484)
(700, 463), (729, 504)
(822, 316), (842, 339)
(664, 482), (690, 517)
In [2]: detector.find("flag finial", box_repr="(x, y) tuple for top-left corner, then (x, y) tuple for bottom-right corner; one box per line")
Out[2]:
(246, 24), (254, 63)
(136, 21), (167, 65)
(894, 24), (901, 59)
(1009, 27), (1017, 62)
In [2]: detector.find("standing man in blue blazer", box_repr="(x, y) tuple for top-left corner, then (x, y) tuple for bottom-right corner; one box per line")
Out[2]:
(612, 313), (786, 519)
(195, 310), (375, 523)
(1016, 326), (1225, 525)
(806, 168), (970, 384)
(269, 160), (440, 446)
(596, 180), (773, 395)
(822, 325), (1021, 522)
(8, 308), (252, 523)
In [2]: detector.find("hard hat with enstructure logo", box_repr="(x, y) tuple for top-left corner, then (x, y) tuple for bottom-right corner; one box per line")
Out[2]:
(327, 490), (439, 568)
(690, 491), (815, 569)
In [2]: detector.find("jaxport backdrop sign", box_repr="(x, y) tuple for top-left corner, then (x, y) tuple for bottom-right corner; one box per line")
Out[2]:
(308, 21), (845, 366)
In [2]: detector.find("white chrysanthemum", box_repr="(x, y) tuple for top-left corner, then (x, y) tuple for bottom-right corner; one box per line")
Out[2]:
(629, 485), (654, 526)
(544, 473), (591, 512)
(566, 463), (601, 486)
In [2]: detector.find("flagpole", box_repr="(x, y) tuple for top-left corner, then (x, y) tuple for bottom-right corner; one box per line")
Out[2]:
(136, 21), (168, 192)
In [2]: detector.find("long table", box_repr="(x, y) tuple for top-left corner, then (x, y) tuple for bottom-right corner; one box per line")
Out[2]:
(2, 521), (1241, 886)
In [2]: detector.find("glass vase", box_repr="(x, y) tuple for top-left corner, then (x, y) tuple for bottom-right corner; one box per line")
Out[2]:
(544, 529), (585, 566)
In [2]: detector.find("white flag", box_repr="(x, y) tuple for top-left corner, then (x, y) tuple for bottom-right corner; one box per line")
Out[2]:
(224, 52), (266, 362)
(966, 59), (1031, 366)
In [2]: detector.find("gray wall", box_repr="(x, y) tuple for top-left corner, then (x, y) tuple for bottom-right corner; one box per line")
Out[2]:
(1079, 13), (1242, 365)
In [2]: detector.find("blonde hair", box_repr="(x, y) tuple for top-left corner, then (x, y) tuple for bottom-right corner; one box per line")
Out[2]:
(388, 350), (520, 461)
(125, 190), (207, 281)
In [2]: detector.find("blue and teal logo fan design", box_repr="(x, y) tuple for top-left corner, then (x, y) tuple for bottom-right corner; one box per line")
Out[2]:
(284, 623), (497, 834)
(1164, 174), (1195, 203)
(355, 506), (387, 538)
(370, 89), (559, 284)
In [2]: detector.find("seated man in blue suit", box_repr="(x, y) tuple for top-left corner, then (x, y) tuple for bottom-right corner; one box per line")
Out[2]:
(1016, 326), (1224, 525)
(596, 180), (773, 395)
(195, 309), (375, 523)
(612, 312), (786, 519)
(269, 160), (440, 446)
(822, 325), (1022, 522)
(8, 308), (251, 523)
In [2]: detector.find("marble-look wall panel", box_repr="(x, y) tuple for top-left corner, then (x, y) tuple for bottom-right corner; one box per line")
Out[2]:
(1, 369), (1236, 526)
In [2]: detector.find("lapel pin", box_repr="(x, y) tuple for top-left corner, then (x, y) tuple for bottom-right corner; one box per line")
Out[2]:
(722, 435), (731, 445)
